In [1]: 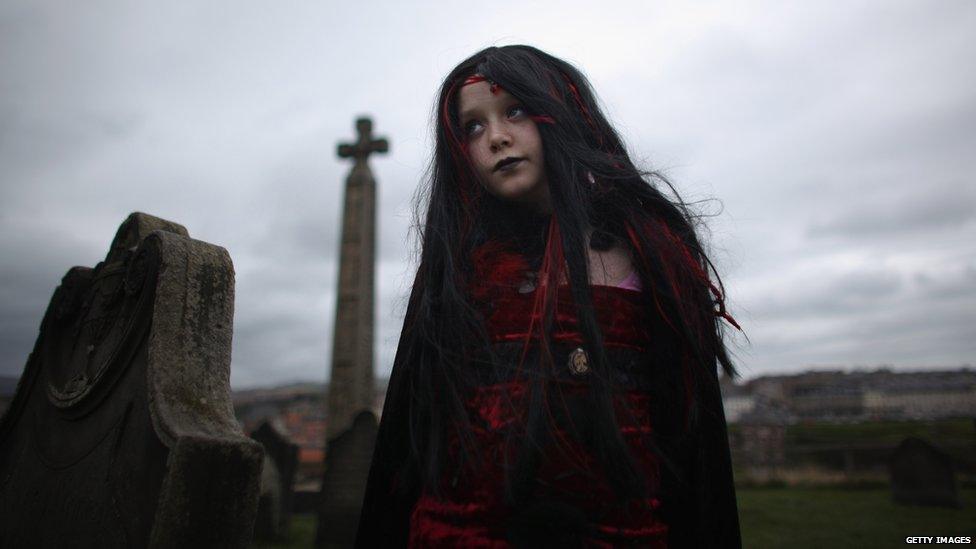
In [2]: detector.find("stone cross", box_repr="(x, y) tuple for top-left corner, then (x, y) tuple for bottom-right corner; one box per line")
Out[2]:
(338, 118), (389, 170)
(317, 117), (388, 547)
(327, 117), (387, 440)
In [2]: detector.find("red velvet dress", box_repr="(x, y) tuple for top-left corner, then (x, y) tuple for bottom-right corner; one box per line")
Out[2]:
(407, 284), (670, 548)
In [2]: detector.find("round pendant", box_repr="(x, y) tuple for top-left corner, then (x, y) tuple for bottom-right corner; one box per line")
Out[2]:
(568, 347), (590, 376)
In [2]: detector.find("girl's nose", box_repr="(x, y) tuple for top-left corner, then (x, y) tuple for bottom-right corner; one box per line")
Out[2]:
(489, 126), (512, 152)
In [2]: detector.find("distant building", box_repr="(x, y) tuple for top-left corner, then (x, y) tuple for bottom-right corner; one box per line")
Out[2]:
(720, 376), (756, 423)
(721, 367), (976, 424)
(862, 370), (976, 420)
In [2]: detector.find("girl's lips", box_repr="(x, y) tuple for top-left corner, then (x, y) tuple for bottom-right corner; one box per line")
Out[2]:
(495, 158), (524, 172)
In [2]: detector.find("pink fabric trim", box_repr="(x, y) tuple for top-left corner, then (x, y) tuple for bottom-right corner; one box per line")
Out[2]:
(615, 270), (642, 292)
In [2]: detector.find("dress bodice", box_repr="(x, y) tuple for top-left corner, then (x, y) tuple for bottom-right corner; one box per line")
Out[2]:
(409, 284), (670, 548)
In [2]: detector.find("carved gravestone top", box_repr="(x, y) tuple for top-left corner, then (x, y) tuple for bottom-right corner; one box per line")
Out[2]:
(0, 212), (264, 547)
(888, 436), (959, 508)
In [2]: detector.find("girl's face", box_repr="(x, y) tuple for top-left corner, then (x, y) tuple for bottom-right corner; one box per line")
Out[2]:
(458, 80), (551, 212)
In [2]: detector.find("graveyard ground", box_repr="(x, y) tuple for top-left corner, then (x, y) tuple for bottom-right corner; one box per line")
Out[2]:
(251, 486), (976, 548)
(737, 486), (976, 548)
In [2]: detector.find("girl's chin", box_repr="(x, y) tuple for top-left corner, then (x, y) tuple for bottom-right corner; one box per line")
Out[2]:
(495, 192), (543, 209)
(487, 182), (542, 202)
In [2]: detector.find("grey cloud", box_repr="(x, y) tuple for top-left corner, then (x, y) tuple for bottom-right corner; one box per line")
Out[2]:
(2, 1), (975, 388)
(749, 268), (904, 322)
(232, 311), (331, 387)
(807, 186), (976, 239)
(0, 224), (105, 378)
(912, 265), (976, 302)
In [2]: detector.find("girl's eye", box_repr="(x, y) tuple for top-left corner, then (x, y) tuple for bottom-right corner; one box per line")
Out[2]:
(463, 106), (525, 137)
(464, 120), (483, 136)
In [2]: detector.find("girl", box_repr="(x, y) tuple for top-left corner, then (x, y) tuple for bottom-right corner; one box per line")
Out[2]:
(357, 45), (742, 548)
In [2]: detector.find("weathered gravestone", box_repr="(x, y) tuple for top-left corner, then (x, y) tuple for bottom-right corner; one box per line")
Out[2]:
(315, 410), (378, 548)
(251, 420), (299, 541)
(0, 212), (264, 547)
(889, 436), (960, 508)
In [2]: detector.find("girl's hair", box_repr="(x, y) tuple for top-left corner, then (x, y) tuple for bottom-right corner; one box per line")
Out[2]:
(395, 44), (738, 507)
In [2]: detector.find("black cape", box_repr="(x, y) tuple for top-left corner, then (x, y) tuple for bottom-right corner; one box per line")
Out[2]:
(355, 283), (742, 548)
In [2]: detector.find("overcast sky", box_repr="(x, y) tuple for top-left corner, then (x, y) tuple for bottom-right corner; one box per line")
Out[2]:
(1, 1), (974, 388)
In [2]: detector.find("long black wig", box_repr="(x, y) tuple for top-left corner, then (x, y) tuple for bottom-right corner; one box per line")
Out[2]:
(358, 44), (742, 547)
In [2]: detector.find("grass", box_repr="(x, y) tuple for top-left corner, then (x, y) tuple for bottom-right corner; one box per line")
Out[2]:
(738, 487), (976, 548)
(785, 418), (975, 447)
(731, 418), (976, 474)
(250, 514), (316, 548)
(253, 487), (976, 548)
